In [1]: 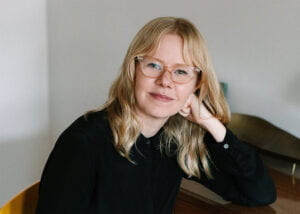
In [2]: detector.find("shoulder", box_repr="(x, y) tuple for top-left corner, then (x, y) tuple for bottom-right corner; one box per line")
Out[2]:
(55, 109), (112, 152)
(64, 109), (110, 137)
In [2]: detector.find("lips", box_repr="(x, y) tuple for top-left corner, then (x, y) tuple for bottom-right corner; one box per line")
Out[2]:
(149, 93), (175, 102)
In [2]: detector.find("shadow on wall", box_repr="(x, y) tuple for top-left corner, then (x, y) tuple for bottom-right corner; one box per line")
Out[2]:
(0, 134), (51, 206)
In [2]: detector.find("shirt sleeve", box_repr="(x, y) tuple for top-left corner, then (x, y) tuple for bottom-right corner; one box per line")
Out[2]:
(184, 128), (277, 206)
(36, 130), (96, 214)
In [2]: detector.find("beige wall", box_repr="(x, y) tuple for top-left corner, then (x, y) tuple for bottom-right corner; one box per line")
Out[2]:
(0, 0), (49, 205)
(48, 0), (300, 140)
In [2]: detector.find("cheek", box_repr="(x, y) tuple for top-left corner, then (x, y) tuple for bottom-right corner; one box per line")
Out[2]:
(134, 71), (152, 99)
(176, 84), (196, 103)
(134, 69), (144, 93)
(134, 82), (142, 103)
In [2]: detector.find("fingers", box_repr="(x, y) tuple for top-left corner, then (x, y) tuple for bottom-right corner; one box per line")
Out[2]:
(179, 94), (194, 117)
(179, 107), (190, 117)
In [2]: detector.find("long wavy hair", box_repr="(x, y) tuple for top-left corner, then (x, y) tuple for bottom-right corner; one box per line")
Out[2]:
(95, 17), (230, 178)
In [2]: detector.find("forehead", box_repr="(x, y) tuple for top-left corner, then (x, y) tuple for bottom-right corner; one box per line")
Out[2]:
(148, 33), (192, 66)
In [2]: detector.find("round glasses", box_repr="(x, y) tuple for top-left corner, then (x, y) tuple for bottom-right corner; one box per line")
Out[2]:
(136, 56), (201, 84)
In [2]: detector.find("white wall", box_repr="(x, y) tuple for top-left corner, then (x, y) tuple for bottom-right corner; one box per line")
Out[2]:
(48, 0), (299, 140)
(0, 0), (49, 205)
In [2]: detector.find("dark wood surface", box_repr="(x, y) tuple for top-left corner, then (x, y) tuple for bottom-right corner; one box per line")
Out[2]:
(174, 190), (237, 214)
(174, 168), (300, 214)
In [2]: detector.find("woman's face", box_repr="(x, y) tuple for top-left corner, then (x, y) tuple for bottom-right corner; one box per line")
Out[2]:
(134, 33), (198, 122)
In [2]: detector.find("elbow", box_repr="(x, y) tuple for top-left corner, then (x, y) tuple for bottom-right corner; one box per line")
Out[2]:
(228, 183), (277, 207)
(257, 187), (277, 206)
(256, 172), (277, 206)
(247, 186), (277, 207)
(231, 192), (277, 207)
(247, 160), (277, 206)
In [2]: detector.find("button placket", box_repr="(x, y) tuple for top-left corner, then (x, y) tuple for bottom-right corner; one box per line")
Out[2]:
(145, 139), (151, 145)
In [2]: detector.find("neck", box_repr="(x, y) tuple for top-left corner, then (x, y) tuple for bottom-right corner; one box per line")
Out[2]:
(135, 111), (169, 138)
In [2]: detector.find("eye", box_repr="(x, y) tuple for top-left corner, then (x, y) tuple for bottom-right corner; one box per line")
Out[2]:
(174, 69), (189, 75)
(147, 62), (162, 70)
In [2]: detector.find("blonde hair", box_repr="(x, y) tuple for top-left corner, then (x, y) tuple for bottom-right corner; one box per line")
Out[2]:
(95, 17), (230, 178)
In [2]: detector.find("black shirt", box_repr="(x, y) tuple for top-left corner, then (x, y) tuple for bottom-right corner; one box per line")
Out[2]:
(36, 110), (276, 214)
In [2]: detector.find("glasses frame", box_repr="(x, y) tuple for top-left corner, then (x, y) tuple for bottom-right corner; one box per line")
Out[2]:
(136, 56), (201, 84)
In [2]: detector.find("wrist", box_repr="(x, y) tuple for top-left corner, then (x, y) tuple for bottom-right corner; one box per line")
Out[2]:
(200, 117), (226, 142)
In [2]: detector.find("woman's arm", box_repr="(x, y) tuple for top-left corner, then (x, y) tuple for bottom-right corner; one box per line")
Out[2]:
(180, 94), (277, 206)
(188, 129), (277, 206)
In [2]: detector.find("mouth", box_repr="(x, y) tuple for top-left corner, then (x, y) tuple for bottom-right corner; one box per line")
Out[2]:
(149, 93), (175, 102)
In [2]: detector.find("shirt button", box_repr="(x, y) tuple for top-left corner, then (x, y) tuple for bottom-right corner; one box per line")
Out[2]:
(223, 143), (229, 149)
(145, 140), (151, 145)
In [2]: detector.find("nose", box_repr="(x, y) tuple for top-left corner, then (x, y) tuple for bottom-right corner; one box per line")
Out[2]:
(155, 69), (173, 88)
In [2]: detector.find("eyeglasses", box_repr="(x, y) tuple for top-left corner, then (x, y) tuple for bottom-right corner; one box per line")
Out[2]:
(136, 56), (201, 84)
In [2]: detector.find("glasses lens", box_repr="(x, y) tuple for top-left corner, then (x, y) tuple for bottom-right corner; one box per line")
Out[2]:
(141, 58), (163, 77)
(172, 66), (194, 83)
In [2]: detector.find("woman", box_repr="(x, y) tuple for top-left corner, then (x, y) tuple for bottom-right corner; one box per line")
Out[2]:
(36, 17), (276, 214)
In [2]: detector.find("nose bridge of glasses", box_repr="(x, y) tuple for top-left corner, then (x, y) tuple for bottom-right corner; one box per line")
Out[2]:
(163, 65), (174, 74)
(160, 66), (173, 79)
(155, 65), (173, 84)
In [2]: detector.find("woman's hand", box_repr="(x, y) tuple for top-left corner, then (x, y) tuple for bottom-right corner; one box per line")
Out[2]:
(179, 94), (226, 142)
(179, 94), (213, 126)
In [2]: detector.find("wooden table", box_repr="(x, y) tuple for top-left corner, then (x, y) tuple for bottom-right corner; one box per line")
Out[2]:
(174, 168), (300, 214)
